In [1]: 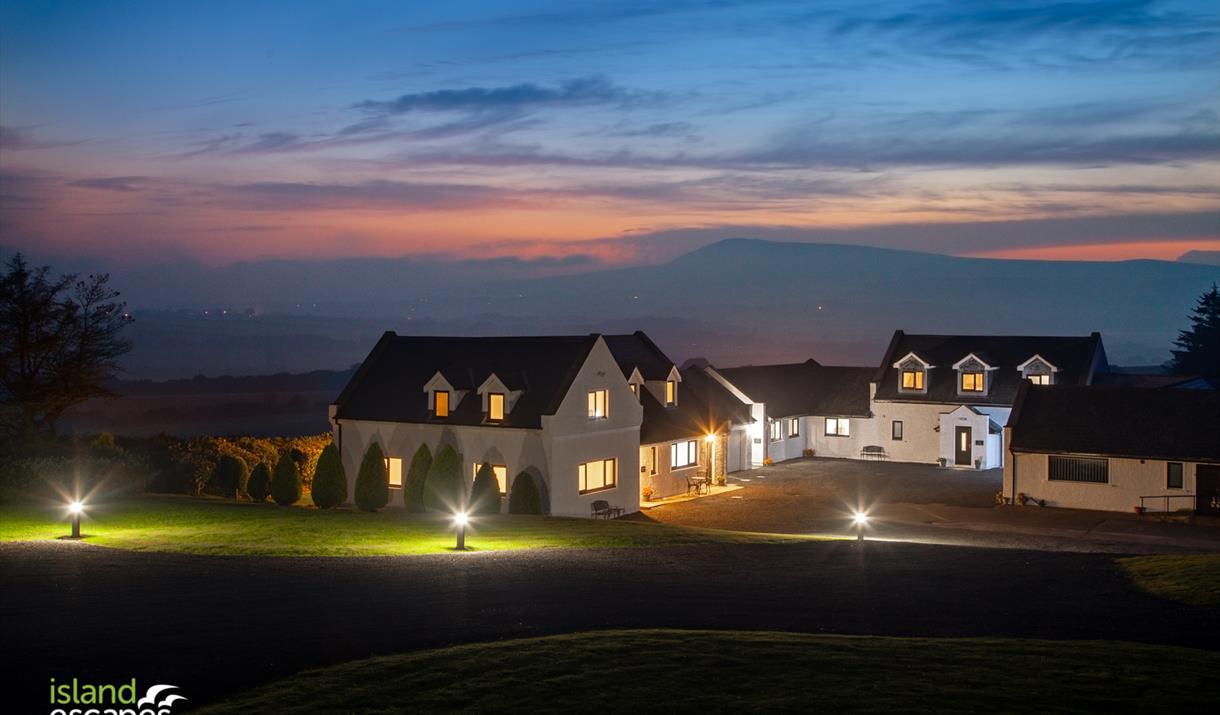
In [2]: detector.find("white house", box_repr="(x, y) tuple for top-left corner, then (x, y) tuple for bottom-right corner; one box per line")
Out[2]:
(708, 360), (875, 465)
(868, 331), (1109, 468)
(1004, 383), (1220, 514)
(604, 333), (753, 499)
(330, 333), (642, 517)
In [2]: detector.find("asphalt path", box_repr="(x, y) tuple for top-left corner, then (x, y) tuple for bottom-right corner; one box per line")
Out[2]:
(3, 539), (1217, 710)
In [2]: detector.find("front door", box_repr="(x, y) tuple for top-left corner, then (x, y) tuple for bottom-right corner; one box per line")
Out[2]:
(954, 426), (971, 466)
(1197, 465), (1220, 516)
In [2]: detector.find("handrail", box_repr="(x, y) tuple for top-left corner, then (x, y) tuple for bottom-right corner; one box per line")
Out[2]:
(1138, 494), (1195, 515)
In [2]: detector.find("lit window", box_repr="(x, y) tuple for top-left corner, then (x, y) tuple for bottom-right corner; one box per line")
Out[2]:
(1167, 462), (1183, 490)
(825, 418), (850, 437)
(787, 418), (800, 438)
(960, 371), (985, 392)
(587, 389), (608, 419)
(892, 420), (903, 441)
(473, 463), (508, 494)
(665, 380), (677, 406)
(488, 392), (505, 421)
(1027, 374), (1051, 385)
(578, 458), (617, 494)
(901, 370), (924, 390)
(769, 419), (782, 442)
(629, 383), (639, 398)
(385, 457), (403, 488)
(671, 440), (698, 468)
(434, 390), (449, 417)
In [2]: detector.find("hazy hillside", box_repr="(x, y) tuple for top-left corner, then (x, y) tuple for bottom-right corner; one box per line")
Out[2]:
(114, 239), (1219, 378)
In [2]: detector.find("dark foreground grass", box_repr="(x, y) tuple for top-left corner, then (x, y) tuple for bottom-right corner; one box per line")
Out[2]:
(1118, 554), (1220, 608)
(194, 629), (1218, 714)
(0, 496), (811, 556)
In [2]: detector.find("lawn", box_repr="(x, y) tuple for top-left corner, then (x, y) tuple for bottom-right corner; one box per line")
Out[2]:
(193, 629), (1218, 714)
(0, 496), (811, 556)
(1118, 554), (1220, 608)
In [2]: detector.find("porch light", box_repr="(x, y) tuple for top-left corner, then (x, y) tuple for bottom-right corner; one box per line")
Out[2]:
(453, 511), (469, 550)
(705, 434), (715, 443)
(67, 500), (84, 539)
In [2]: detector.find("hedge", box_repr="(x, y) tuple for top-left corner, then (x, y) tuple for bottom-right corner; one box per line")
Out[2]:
(470, 462), (501, 515)
(207, 454), (250, 499)
(354, 442), (389, 512)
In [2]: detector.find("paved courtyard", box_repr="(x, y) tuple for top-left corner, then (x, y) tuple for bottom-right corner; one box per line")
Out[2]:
(638, 458), (1220, 553)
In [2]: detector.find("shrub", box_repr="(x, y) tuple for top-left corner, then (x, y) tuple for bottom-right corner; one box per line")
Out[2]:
(247, 462), (272, 503)
(207, 454), (249, 499)
(403, 443), (432, 512)
(270, 452), (302, 506)
(311, 443), (347, 509)
(470, 463), (501, 514)
(354, 442), (389, 512)
(423, 444), (463, 512)
(508, 471), (543, 515)
(90, 432), (125, 458)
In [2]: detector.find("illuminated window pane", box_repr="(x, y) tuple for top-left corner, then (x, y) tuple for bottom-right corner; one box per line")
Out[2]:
(488, 393), (505, 421)
(671, 440), (697, 468)
(1027, 374), (1050, 385)
(961, 372), (984, 392)
(434, 390), (449, 417)
(587, 389), (608, 419)
(787, 418), (799, 438)
(826, 418), (850, 436)
(385, 457), (403, 487)
(578, 458), (616, 493)
(473, 463), (509, 494)
(901, 370), (924, 390)
(665, 380), (676, 406)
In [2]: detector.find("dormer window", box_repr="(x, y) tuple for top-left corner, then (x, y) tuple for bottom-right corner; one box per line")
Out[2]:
(433, 390), (450, 417)
(588, 389), (608, 419)
(1018, 355), (1057, 385)
(665, 380), (677, 406)
(960, 371), (985, 392)
(488, 392), (505, 421)
(953, 353), (995, 396)
(1027, 374), (1050, 385)
(901, 369), (924, 391)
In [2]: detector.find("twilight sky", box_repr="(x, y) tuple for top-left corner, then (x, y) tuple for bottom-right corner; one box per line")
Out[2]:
(1, 0), (1218, 268)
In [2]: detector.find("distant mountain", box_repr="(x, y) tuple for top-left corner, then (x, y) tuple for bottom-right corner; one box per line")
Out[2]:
(1177, 250), (1220, 267)
(113, 239), (1219, 378)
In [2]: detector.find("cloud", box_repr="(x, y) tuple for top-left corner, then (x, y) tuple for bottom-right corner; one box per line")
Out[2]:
(353, 76), (654, 115)
(0, 125), (87, 151)
(218, 179), (523, 211)
(68, 176), (150, 192)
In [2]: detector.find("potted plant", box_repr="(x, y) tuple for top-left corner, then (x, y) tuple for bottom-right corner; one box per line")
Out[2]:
(1016, 492), (1028, 506)
(641, 485), (655, 502)
(1133, 505), (1144, 515)
(802, 448), (815, 458)
(762, 457), (774, 466)
(974, 457), (983, 469)
(937, 457), (947, 467)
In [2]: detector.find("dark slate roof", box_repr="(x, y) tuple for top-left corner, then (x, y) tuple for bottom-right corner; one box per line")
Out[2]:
(603, 331), (676, 380)
(1007, 383), (1220, 462)
(872, 331), (1106, 406)
(681, 367), (753, 427)
(332, 332), (599, 428)
(1093, 372), (1204, 389)
(715, 361), (873, 418)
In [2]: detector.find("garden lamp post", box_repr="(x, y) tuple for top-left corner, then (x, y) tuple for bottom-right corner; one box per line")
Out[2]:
(853, 511), (868, 542)
(453, 511), (468, 550)
(68, 501), (83, 539)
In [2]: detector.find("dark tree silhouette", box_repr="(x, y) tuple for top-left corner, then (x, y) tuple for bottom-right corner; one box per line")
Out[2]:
(1169, 284), (1220, 379)
(0, 254), (133, 435)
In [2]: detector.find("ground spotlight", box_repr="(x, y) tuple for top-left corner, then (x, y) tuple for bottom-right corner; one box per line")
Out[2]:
(67, 500), (84, 539)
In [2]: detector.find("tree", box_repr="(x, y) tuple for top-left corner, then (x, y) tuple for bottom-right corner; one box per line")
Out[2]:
(403, 443), (432, 512)
(0, 254), (132, 435)
(470, 463), (501, 515)
(354, 442), (389, 512)
(508, 471), (543, 515)
(423, 444), (463, 512)
(270, 452), (302, 506)
(311, 443), (347, 509)
(1170, 284), (1220, 378)
(208, 454), (249, 499)
(247, 462), (272, 503)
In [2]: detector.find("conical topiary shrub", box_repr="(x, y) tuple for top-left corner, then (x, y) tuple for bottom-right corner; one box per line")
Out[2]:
(423, 444), (463, 513)
(270, 452), (302, 506)
(311, 443), (347, 509)
(403, 443), (432, 512)
(354, 442), (390, 512)
(508, 471), (542, 515)
(247, 462), (272, 503)
(470, 463), (501, 515)
(208, 454), (249, 499)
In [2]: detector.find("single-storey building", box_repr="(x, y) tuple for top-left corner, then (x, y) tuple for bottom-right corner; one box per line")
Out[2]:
(1004, 383), (1220, 514)
(330, 332), (642, 517)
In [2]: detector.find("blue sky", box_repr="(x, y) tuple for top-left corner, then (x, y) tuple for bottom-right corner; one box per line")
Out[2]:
(1, 0), (1217, 266)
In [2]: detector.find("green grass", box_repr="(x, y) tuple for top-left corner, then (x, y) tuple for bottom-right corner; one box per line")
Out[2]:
(1118, 554), (1220, 608)
(193, 629), (1218, 714)
(0, 496), (811, 556)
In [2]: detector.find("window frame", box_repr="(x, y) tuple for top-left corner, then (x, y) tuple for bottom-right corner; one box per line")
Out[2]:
(1026, 373), (1051, 385)
(385, 457), (403, 488)
(473, 463), (509, 495)
(433, 390), (450, 417)
(587, 389), (608, 420)
(891, 420), (903, 441)
(787, 418), (800, 438)
(665, 379), (677, 406)
(671, 440), (698, 469)
(1167, 462), (1184, 490)
(488, 392), (505, 421)
(825, 418), (850, 437)
(1048, 455), (1109, 484)
(769, 419), (782, 442)
(578, 458), (617, 494)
